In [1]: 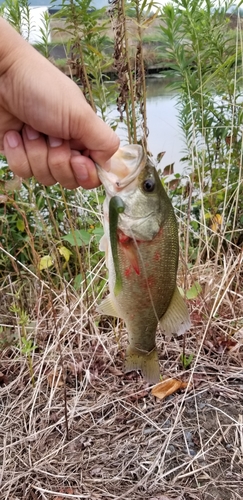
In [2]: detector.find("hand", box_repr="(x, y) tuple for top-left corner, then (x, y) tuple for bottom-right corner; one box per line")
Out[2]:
(0, 18), (119, 189)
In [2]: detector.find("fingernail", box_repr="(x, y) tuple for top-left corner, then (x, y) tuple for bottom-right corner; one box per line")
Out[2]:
(25, 126), (40, 140)
(5, 131), (19, 148)
(49, 136), (63, 148)
(71, 158), (89, 181)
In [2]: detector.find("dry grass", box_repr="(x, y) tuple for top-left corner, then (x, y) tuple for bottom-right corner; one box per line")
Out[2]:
(0, 248), (243, 500)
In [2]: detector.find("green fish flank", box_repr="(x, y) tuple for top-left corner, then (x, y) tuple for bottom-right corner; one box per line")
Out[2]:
(109, 196), (125, 296)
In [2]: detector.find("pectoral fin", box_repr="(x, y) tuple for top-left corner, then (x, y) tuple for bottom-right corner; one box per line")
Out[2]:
(99, 234), (109, 266)
(159, 287), (191, 337)
(97, 294), (120, 318)
(99, 234), (107, 253)
(124, 345), (160, 384)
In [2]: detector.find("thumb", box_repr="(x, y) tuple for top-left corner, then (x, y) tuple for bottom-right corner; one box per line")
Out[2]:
(72, 104), (120, 168)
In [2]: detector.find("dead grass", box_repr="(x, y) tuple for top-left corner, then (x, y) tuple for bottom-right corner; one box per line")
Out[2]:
(0, 252), (243, 500)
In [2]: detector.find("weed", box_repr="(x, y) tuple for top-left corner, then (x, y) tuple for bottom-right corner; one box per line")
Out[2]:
(180, 352), (194, 369)
(10, 303), (37, 385)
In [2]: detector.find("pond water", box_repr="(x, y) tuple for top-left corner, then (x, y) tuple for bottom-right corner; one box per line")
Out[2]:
(146, 78), (185, 173)
(111, 77), (186, 174)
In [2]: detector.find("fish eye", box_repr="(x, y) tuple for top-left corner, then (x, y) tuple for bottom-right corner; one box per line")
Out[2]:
(143, 178), (155, 193)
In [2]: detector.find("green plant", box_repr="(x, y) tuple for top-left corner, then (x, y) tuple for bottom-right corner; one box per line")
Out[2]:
(180, 352), (194, 369)
(35, 9), (52, 58)
(1, 0), (31, 38)
(0, 170), (107, 301)
(160, 0), (243, 262)
(10, 302), (37, 385)
(52, 0), (114, 115)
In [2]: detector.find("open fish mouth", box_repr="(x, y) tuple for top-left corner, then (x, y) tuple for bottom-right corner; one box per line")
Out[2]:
(96, 144), (146, 194)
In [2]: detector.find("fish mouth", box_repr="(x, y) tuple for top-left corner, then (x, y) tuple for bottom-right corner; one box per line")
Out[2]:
(96, 145), (146, 193)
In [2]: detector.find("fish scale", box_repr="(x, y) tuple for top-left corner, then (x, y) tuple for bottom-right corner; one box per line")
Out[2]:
(113, 216), (178, 353)
(96, 145), (191, 384)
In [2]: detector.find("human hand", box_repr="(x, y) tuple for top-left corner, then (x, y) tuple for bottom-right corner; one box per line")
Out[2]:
(0, 18), (119, 189)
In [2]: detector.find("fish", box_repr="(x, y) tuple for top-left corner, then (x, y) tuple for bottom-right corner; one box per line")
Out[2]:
(96, 144), (191, 384)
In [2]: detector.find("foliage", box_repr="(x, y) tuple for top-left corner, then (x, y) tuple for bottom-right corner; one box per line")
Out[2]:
(0, 156), (106, 298)
(0, 0), (31, 37)
(9, 301), (37, 384)
(180, 352), (194, 369)
(35, 9), (52, 58)
(160, 0), (243, 262)
(52, 0), (117, 118)
(109, 0), (157, 146)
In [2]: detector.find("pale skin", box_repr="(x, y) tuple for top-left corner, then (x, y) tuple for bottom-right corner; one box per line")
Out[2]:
(0, 17), (120, 189)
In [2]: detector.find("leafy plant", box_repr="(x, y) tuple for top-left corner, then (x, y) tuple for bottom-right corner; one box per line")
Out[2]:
(1, 0), (31, 37)
(35, 9), (52, 58)
(180, 353), (194, 370)
(160, 0), (243, 261)
(52, 0), (115, 114)
(109, 0), (158, 146)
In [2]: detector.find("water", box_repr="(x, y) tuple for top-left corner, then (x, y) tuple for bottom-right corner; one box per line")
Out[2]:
(146, 78), (185, 173)
(110, 77), (185, 174)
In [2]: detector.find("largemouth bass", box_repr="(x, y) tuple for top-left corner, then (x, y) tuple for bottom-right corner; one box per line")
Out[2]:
(97, 144), (190, 384)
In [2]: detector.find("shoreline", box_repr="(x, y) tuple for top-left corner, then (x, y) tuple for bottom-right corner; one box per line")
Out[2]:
(48, 43), (175, 78)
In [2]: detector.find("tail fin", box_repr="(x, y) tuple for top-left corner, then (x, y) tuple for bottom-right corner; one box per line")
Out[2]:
(124, 345), (160, 384)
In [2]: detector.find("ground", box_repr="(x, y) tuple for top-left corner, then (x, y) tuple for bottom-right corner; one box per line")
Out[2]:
(0, 273), (243, 500)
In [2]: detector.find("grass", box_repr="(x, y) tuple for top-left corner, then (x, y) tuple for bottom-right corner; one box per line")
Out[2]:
(54, 57), (70, 68)
(0, 187), (243, 499)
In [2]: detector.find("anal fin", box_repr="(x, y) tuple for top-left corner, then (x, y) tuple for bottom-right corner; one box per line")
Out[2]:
(97, 293), (120, 318)
(159, 286), (191, 338)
